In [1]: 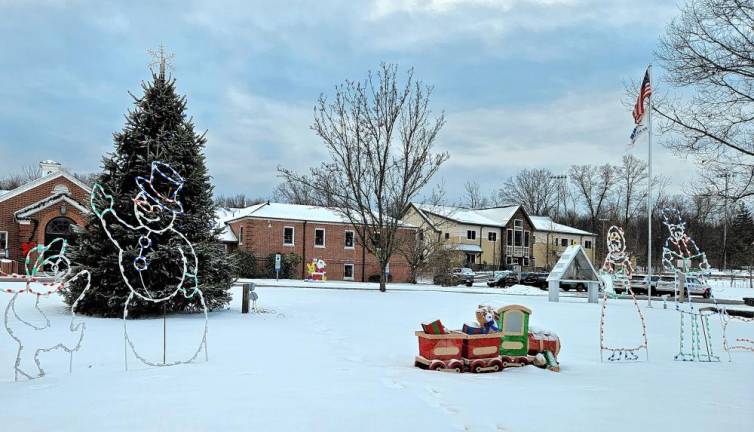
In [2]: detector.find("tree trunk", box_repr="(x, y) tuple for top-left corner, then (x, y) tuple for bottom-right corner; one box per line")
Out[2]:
(379, 262), (388, 292)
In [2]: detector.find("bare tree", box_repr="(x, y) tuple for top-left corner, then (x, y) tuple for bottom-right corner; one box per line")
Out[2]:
(497, 168), (559, 215)
(462, 180), (490, 209)
(215, 194), (266, 208)
(0, 165), (42, 190)
(656, 0), (754, 200)
(569, 164), (618, 233)
(272, 177), (335, 206)
(614, 155), (649, 224)
(279, 63), (448, 292)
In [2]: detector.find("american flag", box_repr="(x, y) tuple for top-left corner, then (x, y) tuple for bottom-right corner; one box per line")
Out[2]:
(632, 68), (652, 124)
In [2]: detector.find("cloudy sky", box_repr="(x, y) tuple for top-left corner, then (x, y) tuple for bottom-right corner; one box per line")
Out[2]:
(0, 0), (697, 201)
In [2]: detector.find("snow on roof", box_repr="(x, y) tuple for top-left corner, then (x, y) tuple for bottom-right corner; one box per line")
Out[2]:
(0, 190), (8, 197)
(530, 215), (596, 236)
(412, 203), (519, 227)
(217, 202), (415, 227)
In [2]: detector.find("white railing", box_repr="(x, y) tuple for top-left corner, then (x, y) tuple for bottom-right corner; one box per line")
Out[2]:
(505, 246), (530, 257)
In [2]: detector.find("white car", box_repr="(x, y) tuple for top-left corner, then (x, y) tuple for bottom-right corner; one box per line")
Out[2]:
(654, 275), (712, 299)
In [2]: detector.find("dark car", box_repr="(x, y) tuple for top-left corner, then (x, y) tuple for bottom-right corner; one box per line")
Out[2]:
(521, 272), (548, 289)
(487, 271), (519, 287)
(434, 268), (475, 287)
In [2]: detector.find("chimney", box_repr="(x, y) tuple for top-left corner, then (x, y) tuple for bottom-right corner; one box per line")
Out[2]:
(39, 160), (62, 176)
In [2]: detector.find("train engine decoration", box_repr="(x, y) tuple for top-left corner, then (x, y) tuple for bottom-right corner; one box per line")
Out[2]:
(414, 304), (560, 374)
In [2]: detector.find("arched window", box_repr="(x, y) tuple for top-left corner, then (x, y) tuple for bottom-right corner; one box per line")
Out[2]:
(44, 217), (76, 257)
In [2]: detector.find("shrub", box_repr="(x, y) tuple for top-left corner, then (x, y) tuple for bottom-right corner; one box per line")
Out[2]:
(264, 252), (302, 279)
(232, 250), (258, 278)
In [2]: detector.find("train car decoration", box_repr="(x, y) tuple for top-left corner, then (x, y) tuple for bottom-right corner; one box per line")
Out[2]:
(415, 304), (561, 374)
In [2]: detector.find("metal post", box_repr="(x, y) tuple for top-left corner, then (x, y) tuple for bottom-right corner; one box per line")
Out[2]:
(163, 303), (167, 365)
(647, 64), (654, 308)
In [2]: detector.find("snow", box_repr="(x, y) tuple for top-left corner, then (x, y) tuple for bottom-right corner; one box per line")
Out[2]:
(1, 280), (753, 431)
(529, 215), (596, 236)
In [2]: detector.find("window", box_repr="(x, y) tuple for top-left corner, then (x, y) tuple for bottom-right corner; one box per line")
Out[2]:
(372, 232), (381, 248)
(283, 227), (294, 245)
(524, 231), (530, 247)
(466, 253), (476, 265)
(315, 228), (325, 247)
(507, 229), (513, 244)
(514, 219), (523, 228)
(52, 184), (70, 194)
(466, 230), (476, 240)
(506, 256), (513, 265)
(344, 230), (354, 248)
(514, 230), (522, 246)
(0, 231), (7, 251)
(239, 227), (244, 245)
(444, 232), (450, 240)
(418, 231), (425, 241)
(553, 237), (558, 246)
(584, 240), (592, 249)
(344, 263), (354, 280)
(503, 311), (524, 335)
(523, 257), (529, 266)
(488, 232), (497, 242)
(561, 238), (568, 247)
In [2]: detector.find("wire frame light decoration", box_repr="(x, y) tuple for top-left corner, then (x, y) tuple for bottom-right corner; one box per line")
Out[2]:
(660, 208), (719, 362)
(721, 312), (754, 359)
(1, 238), (92, 381)
(91, 161), (208, 369)
(599, 226), (648, 361)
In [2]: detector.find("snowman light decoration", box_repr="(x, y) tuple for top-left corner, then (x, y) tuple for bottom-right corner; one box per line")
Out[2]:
(599, 226), (648, 362)
(91, 161), (208, 368)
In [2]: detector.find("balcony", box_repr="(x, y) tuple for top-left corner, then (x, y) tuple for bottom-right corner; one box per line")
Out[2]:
(506, 245), (530, 257)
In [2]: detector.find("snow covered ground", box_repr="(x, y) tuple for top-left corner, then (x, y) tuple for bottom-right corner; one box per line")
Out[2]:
(1, 281), (753, 431)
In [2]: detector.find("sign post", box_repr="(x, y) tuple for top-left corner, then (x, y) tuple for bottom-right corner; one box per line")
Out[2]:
(274, 253), (281, 281)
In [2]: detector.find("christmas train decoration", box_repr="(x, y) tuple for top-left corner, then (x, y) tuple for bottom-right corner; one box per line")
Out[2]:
(1, 238), (91, 380)
(414, 304), (561, 373)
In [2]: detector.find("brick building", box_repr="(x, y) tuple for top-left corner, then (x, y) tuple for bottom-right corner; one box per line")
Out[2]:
(0, 161), (91, 271)
(217, 202), (415, 283)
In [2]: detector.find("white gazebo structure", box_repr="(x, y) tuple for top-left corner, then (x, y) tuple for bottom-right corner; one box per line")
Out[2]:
(547, 245), (601, 303)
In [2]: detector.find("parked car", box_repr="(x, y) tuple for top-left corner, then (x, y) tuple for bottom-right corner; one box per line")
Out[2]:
(560, 281), (588, 292)
(614, 275), (649, 294)
(434, 267), (475, 287)
(653, 274), (712, 298)
(521, 272), (548, 289)
(487, 270), (518, 287)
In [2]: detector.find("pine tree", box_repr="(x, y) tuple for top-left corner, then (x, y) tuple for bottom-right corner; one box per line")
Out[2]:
(64, 57), (233, 316)
(728, 202), (754, 269)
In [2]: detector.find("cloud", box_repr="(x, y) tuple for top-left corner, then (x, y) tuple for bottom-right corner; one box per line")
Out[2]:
(433, 90), (697, 195)
(204, 87), (323, 196)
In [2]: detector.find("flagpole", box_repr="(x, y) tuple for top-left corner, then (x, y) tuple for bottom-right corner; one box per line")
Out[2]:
(647, 64), (653, 308)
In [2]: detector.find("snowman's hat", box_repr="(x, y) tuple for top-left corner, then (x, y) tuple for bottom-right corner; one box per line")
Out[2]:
(135, 161), (185, 214)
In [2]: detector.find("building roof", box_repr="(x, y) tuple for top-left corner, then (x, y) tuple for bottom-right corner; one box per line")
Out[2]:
(453, 244), (483, 253)
(0, 169), (91, 204)
(412, 203), (521, 228)
(15, 194), (90, 220)
(529, 216), (596, 236)
(0, 190), (8, 197)
(221, 202), (415, 227)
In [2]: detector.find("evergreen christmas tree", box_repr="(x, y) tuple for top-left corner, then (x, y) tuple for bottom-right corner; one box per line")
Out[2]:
(729, 202), (754, 268)
(64, 53), (233, 316)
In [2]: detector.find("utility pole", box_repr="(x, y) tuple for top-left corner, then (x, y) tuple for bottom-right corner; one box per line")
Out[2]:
(718, 172), (731, 272)
(599, 218), (609, 264)
(550, 174), (567, 222)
